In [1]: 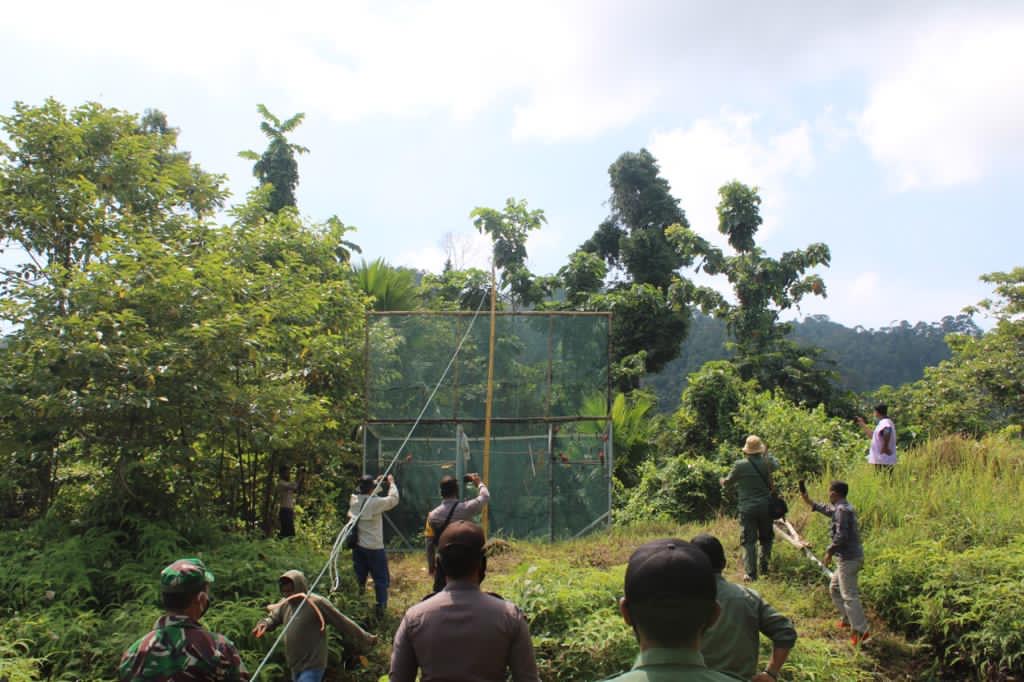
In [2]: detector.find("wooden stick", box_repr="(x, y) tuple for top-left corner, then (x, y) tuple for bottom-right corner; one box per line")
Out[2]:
(774, 519), (834, 580)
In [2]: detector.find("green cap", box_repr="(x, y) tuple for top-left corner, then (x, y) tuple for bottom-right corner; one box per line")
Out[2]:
(160, 557), (215, 593)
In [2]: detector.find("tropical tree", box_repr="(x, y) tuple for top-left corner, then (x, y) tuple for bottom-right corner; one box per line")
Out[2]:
(0, 104), (369, 527)
(571, 150), (705, 388)
(471, 198), (554, 309)
(666, 181), (836, 407)
(883, 268), (1024, 440)
(0, 99), (226, 303)
(239, 104), (309, 212)
(581, 149), (688, 289)
(353, 258), (420, 311)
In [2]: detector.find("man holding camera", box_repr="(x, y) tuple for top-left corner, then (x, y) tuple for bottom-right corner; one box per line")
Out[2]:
(799, 480), (870, 645)
(424, 472), (490, 593)
(348, 473), (400, 619)
(391, 521), (538, 682)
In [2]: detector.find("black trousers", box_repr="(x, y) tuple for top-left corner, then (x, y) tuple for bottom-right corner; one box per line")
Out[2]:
(279, 507), (295, 538)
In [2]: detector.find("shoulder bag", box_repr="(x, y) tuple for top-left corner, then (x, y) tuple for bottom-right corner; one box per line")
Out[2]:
(751, 456), (788, 520)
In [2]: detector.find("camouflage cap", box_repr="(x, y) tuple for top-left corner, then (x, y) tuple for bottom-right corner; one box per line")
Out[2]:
(160, 557), (215, 594)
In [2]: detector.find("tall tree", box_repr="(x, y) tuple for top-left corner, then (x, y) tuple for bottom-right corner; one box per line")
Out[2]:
(572, 149), (704, 390)
(471, 197), (553, 309)
(239, 104), (308, 212)
(582, 149), (688, 289)
(0, 186), (368, 526)
(0, 99), (226, 301)
(667, 181), (836, 406)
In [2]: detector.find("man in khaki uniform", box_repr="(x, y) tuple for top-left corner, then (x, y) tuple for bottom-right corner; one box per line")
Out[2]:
(390, 521), (538, 682)
(719, 435), (780, 581)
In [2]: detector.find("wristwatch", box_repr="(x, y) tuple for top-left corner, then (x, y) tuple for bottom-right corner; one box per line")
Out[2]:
(762, 670), (779, 680)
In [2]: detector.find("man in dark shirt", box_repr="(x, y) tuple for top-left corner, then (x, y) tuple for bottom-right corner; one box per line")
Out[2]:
(424, 473), (489, 592)
(799, 480), (869, 644)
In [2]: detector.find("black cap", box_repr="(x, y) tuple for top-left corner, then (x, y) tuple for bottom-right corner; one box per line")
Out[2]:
(690, 534), (727, 573)
(625, 538), (716, 605)
(438, 520), (485, 553)
(358, 475), (376, 494)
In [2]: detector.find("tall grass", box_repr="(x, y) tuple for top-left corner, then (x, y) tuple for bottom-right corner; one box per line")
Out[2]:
(790, 435), (1024, 679)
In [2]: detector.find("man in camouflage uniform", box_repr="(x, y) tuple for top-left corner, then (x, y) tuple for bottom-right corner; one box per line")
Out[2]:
(119, 558), (250, 681)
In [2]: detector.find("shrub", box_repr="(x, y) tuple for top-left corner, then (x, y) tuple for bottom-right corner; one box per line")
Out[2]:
(725, 389), (862, 489)
(616, 456), (728, 525)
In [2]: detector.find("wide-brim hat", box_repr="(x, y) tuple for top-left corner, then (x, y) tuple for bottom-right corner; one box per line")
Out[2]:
(742, 435), (766, 455)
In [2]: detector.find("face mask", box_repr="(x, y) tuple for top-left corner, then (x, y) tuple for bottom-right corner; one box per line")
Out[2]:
(200, 592), (213, 618)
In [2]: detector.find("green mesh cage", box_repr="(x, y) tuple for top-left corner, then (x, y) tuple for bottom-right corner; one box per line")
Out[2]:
(363, 312), (612, 544)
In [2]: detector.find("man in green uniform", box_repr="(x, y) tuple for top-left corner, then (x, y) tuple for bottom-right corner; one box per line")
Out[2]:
(720, 435), (780, 581)
(692, 534), (796, 681)
(601, 538), (736, 682)
(119, 558), (249, 681)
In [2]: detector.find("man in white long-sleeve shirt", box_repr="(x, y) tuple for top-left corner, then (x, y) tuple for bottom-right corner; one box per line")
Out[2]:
(348, 474), (399, 618)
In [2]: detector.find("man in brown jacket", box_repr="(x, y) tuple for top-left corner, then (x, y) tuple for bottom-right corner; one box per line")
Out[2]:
(252, 570), (377, 682)
(391, 521), (538, 682)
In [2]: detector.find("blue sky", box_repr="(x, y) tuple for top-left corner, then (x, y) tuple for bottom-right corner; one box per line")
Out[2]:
(2, 1), (1022, 329)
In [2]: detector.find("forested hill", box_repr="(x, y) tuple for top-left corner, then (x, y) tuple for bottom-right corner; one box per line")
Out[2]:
(646, 312), (981, 410)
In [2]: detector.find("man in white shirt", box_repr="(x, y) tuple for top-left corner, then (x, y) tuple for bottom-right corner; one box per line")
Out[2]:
(858, 403), (896, 470)
(348, 473), (399, 619)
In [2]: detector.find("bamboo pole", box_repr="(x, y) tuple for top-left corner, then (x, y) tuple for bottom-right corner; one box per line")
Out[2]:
(481, 262), (497, 536)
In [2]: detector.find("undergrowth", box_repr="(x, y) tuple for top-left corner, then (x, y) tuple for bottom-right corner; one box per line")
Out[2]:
(3, 434), (1022, 680)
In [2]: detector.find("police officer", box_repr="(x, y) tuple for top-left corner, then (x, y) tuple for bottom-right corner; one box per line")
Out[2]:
(119, 557), (249, 681)
(390, 521), (538, 682)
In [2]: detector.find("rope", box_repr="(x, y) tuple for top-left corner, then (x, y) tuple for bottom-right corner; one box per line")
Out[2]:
(249, 291), (490, 680)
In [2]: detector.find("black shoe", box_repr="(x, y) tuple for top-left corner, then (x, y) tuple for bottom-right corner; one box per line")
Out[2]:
(375, 604), (385, 620)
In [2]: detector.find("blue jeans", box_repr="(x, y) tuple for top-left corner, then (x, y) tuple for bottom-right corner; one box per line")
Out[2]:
(352, 546), (389, 607)
(293, 669), (324, 682)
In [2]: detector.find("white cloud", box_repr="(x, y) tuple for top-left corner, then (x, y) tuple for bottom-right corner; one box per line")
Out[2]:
(393, 244), (447, 274)
(850, 271), (880, 299)
(0, 0), (991, 143)
(5, 1), (1023, 168)
(857, 9), (1024, 190)
(649, 113), (814, 242)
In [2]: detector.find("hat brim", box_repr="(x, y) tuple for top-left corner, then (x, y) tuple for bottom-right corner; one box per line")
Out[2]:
(742, 445), (766, 454)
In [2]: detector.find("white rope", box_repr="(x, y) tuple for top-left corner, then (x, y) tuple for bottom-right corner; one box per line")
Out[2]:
(249, 292), (490, 680)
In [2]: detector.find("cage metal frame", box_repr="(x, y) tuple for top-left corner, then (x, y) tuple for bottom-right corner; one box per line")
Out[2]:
(363, 310), (613, 545)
